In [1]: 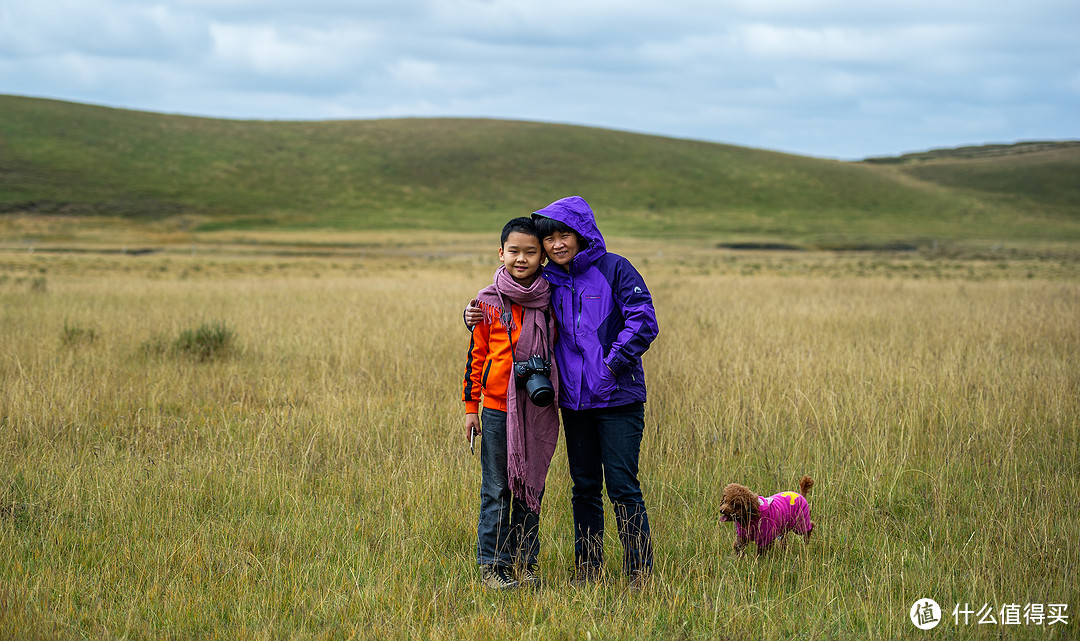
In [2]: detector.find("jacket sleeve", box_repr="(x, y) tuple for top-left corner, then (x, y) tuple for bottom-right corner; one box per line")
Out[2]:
(604, 256), (659, 376)
(462, 321), (490, 413)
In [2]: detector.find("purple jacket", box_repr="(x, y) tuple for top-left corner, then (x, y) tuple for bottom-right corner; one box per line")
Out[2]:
(533, 197), (659, 411)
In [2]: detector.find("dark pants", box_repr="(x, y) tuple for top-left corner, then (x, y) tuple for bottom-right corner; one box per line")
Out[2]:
(562, 402), (653, 575)
(477, 407), (541, 567)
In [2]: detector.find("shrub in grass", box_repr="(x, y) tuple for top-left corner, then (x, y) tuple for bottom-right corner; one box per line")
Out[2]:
(140, 321), (237, 361)
(172, 321), (236, 361)
(61, 321), (97, 346)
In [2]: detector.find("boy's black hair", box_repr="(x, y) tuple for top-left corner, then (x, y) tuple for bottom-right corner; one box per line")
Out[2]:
(501, 216), (541, 246)
(533, 215), (587, 248)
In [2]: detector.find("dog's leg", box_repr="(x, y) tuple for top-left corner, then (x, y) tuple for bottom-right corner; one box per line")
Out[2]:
(733, 534), (748, 556)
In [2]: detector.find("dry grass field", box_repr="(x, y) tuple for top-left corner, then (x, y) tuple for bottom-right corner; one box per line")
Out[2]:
(1, 237), (1078, 639)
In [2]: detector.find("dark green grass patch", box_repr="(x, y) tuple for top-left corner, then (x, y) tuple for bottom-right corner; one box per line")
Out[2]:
(141, 320), (237, 362)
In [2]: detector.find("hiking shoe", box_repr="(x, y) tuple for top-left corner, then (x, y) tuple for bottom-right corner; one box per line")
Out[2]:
(516, 564), (542, 588)
(481, 565), (520, 591)
(627, 569), (651, 593)
(570, 565), (602, 587)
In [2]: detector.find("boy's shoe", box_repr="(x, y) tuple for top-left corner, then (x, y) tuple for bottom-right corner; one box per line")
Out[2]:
(481, 564), (520, 591)
(627, 568), (651, 592)
(570, 564), (602, 587)
(516, 564), (542, 588)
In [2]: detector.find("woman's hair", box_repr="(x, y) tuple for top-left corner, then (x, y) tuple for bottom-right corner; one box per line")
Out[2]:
(501, 217), (540, 246)
(533, 215), (587, 248)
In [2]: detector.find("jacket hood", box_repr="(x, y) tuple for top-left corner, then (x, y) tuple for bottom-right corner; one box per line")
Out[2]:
(533, 196), (606, 273)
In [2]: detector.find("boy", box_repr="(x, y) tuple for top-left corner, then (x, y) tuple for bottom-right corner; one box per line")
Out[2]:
(466, 197), (659, 589)
(463, 217), (560, 590)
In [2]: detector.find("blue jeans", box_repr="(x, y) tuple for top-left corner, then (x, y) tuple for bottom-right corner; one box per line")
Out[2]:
(477, 407), (541, 567)
(563, 402), (653, 575)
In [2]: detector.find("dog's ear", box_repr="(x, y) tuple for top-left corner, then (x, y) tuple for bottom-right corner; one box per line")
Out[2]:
(747, 494), (760, 520)
(735, 492), (760, 521)
(733, 494), (749, 517)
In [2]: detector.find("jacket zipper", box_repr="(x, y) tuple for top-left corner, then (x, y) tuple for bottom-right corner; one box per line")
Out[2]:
(570, 274), (585, 407)
(573, 277), (581, 330)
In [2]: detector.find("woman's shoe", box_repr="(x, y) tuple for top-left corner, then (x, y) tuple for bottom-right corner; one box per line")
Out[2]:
(516, 564), (542, 588)
(570, 564), (602, 586)
(481, 564), (520, 590)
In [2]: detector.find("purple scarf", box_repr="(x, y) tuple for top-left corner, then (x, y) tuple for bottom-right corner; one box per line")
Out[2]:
(474, 266), (560, 514)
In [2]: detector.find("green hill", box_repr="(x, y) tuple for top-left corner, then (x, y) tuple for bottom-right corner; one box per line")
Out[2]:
(2, 94), (1078, 245)
(866, 142), (1080, 215)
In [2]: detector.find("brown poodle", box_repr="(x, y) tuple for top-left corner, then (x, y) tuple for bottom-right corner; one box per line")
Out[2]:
(719, 475), (815, 555)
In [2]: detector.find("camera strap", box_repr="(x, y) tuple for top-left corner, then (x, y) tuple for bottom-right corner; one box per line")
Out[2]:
(497, 292), (551, 363)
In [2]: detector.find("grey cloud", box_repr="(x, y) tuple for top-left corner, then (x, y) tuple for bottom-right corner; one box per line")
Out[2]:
(0, 0), (1076, 158)
(1, 0), (209, 59)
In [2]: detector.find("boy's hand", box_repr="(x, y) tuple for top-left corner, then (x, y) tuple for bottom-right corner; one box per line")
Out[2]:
(465, 413), (481, 445)
(464, 300), (483, 329)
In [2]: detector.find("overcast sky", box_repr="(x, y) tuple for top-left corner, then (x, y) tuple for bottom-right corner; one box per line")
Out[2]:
(2, 0), (1077, 159)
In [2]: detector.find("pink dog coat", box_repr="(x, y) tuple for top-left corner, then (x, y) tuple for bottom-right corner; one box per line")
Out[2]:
(725, 491), (814, 548)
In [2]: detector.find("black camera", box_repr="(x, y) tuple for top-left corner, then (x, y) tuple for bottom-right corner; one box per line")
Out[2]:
(514, 355), (555, 407)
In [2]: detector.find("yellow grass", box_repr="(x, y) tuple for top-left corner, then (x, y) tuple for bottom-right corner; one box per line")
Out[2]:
(1, 243), (1078, 639)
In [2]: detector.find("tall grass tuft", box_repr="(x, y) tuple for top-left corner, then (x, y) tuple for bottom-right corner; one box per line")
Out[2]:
(60, 320), (97, 346)
(141, 320), (237, 361)
(171, 320), (236, 361)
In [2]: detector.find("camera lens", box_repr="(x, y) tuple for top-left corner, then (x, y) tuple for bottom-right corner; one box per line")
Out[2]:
(525, 374), (555, 407)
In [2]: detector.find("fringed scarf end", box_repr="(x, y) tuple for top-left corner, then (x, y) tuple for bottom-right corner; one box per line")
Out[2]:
(508, 452), (544, 515)
(478, 301), (505, 328)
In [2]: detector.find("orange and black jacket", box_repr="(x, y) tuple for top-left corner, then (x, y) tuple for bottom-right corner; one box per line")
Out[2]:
(462, 304), (523, 414)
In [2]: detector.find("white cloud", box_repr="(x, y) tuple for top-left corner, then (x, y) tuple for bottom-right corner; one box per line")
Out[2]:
(208, 22), (375, 78)
(0, 0), (207, 58)
(1, 0), (1077, 158)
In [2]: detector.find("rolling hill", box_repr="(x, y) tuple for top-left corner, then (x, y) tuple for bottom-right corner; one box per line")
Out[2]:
(2, 94), (1077, 246)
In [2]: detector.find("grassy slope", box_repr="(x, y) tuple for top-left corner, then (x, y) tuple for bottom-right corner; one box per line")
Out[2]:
(892, 145), (1080, 214)
(2, 94), (1078, 244)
